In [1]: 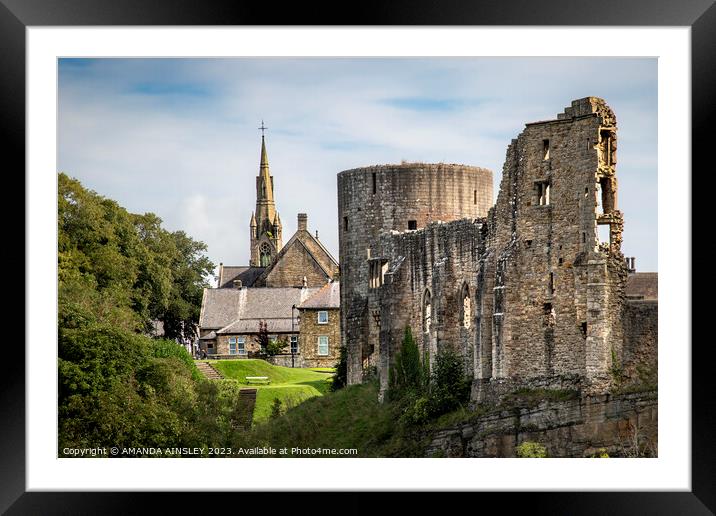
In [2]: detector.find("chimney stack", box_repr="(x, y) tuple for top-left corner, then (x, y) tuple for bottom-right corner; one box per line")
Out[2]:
(298, 213), (308, 232)
(233, 279), (243, 289)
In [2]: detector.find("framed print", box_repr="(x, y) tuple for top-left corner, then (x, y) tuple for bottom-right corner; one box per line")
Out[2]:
(6, 0), (713, 513)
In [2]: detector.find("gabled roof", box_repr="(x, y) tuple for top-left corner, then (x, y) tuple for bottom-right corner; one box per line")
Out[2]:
(200, 286), (321, 334)
(218, 265), (265, 288)
(298, 281), (340, 309)
(255, 228), (338, 286)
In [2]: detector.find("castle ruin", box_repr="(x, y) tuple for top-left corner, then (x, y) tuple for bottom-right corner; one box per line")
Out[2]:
(338, 97), (657, 402)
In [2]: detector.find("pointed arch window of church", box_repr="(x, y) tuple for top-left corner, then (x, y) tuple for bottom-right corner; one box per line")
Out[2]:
(260, 242), (272, 267)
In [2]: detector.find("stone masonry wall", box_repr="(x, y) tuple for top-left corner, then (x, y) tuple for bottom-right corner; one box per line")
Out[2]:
(373, 219), (485, 397)
(299, 307), (340, 368)
(426, 391), (657, 458)
(338, 163), (493, 385)
(622, 300), (658, 383)
(478, 97), (627, 395)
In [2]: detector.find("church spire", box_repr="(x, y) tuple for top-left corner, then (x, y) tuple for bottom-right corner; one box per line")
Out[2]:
(250, 122), (283, 267)
(257, 124), (273, 202)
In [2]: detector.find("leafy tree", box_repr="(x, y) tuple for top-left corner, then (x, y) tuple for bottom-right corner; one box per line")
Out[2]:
(330, 346), (348, 392)
(253, 321), (286, 356)
(389, 326), (428, 397)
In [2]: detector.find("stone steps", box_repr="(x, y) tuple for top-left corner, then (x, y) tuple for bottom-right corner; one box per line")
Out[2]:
(195, 361), (224, 380)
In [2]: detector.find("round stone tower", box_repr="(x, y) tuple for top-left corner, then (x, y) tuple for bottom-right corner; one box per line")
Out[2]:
(337, 163), (493, 384)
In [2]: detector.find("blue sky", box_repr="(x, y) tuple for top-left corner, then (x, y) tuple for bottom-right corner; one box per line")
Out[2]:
(58, 57), (658, 273)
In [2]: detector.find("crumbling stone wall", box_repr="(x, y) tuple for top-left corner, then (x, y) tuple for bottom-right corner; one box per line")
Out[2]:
(337, 163), (493, 385)
(426, 391), (657, 458)
(478, 97), (627, 396)
(373, 218), (485, 396)
(339, 98), (650, 402)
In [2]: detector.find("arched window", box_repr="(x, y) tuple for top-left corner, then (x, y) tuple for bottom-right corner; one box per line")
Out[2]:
(461, 284), (471, 329)
(259, 242), (272, 267)
(423, 290), (432, 334)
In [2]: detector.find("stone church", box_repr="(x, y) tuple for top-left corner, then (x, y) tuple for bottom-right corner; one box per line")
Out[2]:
(198, 132), (341, 368)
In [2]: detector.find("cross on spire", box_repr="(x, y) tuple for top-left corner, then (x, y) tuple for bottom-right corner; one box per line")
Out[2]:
(258, 120), (268, 137)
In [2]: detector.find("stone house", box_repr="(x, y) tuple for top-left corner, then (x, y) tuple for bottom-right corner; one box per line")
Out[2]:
(297, 280), (341, 368)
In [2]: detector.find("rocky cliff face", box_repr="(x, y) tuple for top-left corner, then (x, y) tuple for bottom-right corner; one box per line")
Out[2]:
(426, 390), (657, 458)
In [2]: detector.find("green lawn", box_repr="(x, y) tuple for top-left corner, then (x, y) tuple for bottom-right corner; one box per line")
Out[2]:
(208, 360), (333, 424)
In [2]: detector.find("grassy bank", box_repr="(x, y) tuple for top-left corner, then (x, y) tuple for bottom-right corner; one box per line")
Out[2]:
(208, 360), (333, 423)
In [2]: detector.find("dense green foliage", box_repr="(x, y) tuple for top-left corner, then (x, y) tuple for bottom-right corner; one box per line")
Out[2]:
(57, 174), (230, 455)
(330, 345), (348, 392)
(58, 172), (214, 341)
(386, 326), (472, 426)
(389, 326), (428, 397)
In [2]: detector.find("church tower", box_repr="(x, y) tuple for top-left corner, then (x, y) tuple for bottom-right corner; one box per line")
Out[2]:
(250, 125), (283, 267)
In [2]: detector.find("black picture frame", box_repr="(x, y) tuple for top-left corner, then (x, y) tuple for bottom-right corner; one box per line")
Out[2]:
(5, 0), (712, 513)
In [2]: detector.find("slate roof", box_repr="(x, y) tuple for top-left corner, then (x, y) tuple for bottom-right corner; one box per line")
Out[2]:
(298, 281), (340, 309)
(200, 286), (321, 334)
(218, 265), (265, 288)
(625, 272), (658, 300)
(199, 288), (243, 329)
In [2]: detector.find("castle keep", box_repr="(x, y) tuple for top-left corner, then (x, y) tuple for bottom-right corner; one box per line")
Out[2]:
(338, 98), (657, 400)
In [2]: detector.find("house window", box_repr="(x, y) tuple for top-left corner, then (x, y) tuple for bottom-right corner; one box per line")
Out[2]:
(318, 336), (329, 356)
(318, 311), (328, 324)
(237, 336), (246, 355)
(290, 335), (298, 354)
(229, 337), (237, 355)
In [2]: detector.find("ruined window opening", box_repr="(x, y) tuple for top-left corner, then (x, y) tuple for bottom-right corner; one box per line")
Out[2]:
(548, 272), (555, 296)
(582, 232), (586, 243)
(597, 224), (611, 246)
(372, 172), (377, 194)
(586, 138), (591, 150)
(558, 257), (563, 265)
(343, 216), (348, 231)
(543, 302), (552, 314)
(599, 177), (615, 213)
(369, 259), (388, 289)
(584, 187), (589, 198)
(461, 284), (471, 329)
(474, 189), (477, 205)
(526, 239), (532, 248)
(543, 139), (550, 160)
(600, 130), (614, 166)
(535, 181), (550, 206)
(580, 322), (587, 338)
(423, 290), (432, 334)
(408, 220), (417, 230)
